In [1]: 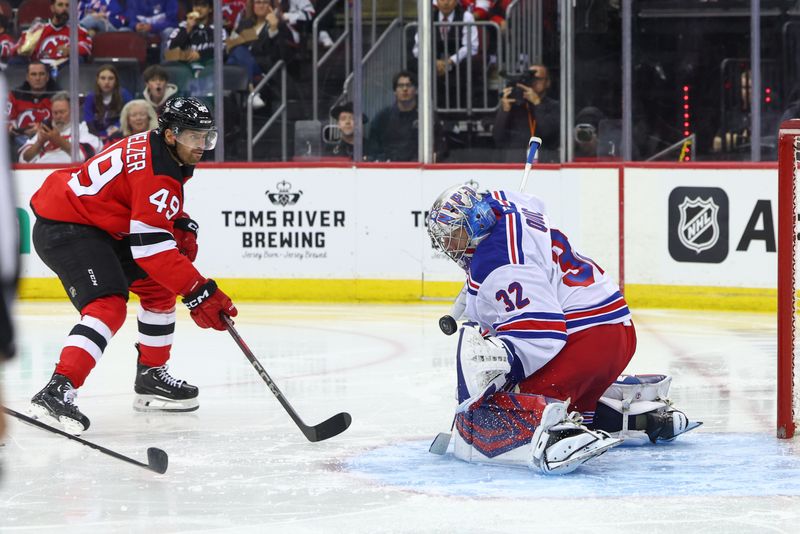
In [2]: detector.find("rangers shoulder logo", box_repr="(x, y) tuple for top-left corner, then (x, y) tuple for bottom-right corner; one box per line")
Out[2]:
(677, 196), (719, 253)
(265, 180), (303, 206)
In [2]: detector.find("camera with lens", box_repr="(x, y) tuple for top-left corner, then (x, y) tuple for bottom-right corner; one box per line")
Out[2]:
(500, 70), (536, 102)
(574, 123), (597, 144)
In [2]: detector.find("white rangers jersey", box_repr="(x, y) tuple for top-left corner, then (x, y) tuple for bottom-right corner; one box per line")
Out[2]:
(464, 190), (631, 383)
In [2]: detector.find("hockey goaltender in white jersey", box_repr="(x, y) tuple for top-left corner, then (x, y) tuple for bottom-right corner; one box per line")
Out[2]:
(427, 184), (701, 474)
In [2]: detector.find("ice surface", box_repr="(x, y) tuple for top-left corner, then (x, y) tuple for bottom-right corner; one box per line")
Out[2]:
(0, 303), (798, 533)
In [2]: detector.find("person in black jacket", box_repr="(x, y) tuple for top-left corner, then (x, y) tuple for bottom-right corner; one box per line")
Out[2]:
(226, 0), (294, 109)
(368, 71), (447, 162)
(493, 64), (560, 163)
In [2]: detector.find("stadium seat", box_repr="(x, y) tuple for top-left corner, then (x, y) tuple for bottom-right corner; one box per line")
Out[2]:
(92, 32), (148, 66)
(0, 0), (12, 20)
(57, 66), (103, 98)
(16, 0), (51, 30)
(4, 64), (30, 91)
(159, 61), (194, 95)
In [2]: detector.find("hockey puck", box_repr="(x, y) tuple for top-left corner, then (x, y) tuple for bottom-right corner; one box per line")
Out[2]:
(439, 315), (458, 336)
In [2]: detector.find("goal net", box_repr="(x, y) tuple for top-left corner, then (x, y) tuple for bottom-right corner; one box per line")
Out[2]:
(778, 119), (800, 438)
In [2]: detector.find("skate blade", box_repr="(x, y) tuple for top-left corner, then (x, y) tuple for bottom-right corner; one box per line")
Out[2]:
(28, 403), (84, 436)
(540, 437), (622, 475)
(133, 394), (199, 413)
(658, 420), (704, 443)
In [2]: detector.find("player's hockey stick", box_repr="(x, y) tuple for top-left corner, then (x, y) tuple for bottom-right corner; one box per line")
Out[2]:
(438, 136), (542, 336)
(222, 315), (352, 442)
(2, 406), (168, 474)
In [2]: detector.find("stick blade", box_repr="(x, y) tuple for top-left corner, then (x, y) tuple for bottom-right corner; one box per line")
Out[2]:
(428, 432), (452, 455)
(304, 412), (352, 442)
(147, 447), (169, 474)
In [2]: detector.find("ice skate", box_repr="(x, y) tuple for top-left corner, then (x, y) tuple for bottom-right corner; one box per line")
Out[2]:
(29, 373), (90, 435)
(133, 348), (199, 412)
(530, 401), (621, 475)
(645, 408), (702, 443)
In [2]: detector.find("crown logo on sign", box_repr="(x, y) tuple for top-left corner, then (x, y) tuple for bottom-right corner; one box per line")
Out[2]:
(266, 181), (303, 206)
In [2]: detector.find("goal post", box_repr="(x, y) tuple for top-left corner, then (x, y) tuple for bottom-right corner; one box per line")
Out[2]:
(778, 119), (800, 438)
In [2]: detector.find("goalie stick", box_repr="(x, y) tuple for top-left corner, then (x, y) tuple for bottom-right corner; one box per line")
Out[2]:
(437, 136), (542, 336)
(2, 406), (168, 474)
(222, 315), (352, 442)
(430, 138), (542, 455)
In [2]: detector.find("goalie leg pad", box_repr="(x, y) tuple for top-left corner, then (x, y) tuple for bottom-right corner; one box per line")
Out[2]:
(453, 392), (549, 466)
(456, 324), (511, 404)
(596, 374), (702, 444)
(530, 401), (621, 475)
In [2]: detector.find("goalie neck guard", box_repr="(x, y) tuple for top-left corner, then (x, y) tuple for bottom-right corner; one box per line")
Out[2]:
(427, 185), (496, 270)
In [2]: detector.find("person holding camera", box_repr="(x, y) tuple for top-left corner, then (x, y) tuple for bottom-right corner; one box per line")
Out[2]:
(493, 63), (559, 162)
(19, 92), (102, 163)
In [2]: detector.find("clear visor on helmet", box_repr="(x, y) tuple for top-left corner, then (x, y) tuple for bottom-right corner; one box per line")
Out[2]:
(174, 127), (218, 150)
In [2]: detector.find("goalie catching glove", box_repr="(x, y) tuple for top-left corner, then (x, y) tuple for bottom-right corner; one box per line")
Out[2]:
(181, 278), (237, 330)
(173, 217), (199, 262)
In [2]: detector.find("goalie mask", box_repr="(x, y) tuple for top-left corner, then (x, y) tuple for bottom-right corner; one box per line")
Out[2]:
(427, 185), (496, 270)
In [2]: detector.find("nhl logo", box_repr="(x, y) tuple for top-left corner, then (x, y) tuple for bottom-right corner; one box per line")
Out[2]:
(668, 186), (729, 263)
(266, 180), (303, 206)
(677, 196), (719, 253)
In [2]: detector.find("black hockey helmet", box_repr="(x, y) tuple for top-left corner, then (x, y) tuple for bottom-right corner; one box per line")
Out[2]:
(158, 97), (218, 150)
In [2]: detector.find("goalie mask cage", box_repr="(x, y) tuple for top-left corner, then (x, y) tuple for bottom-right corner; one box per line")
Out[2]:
(778, 119), (800, 439)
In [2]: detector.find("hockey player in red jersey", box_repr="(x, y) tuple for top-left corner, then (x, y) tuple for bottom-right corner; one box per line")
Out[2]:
(27, 97), (237, 435)
(427, 184), (700, 474)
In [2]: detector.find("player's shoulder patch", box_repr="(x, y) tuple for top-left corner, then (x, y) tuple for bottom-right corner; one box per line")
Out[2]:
(469, 217), (514, 284)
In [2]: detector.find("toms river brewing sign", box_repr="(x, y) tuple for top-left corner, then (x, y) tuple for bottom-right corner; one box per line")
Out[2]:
(220, 180), (346, 261)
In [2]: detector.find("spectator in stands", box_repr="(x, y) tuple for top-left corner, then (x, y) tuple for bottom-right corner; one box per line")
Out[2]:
(120, 99), (158, 136)
(325, 101), (366, 159)
(368, 70), (446, 162)
(15, 0), (93, 68)
(141, 65), (178, 115)
(713, 69), (780, 159)
(7, 61), (60, 150)
(104, 98), (158, 145)
(311, 0), (337, 48)
(83, 64), (133, 144)
(411, 0), (479, 107)
(124, 0), (179, 38)
(79, 0), (129, 35)
(226, 0), (294, 110)
(573, 106), (606, 160)
(493, 63), (559, 163)
(0, 15), (15, 69)
(223, 0), (248, 33)
(464, 0), (510, 32)
(165, 0), (227, 91)
(19, 91), (102, 163)
(280, 0), (315, 46)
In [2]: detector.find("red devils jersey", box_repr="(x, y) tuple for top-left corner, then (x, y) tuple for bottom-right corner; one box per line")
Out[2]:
(22, 22), (92, 61)
(30, 131), (203, 296)
(7, 87), (53, 131)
